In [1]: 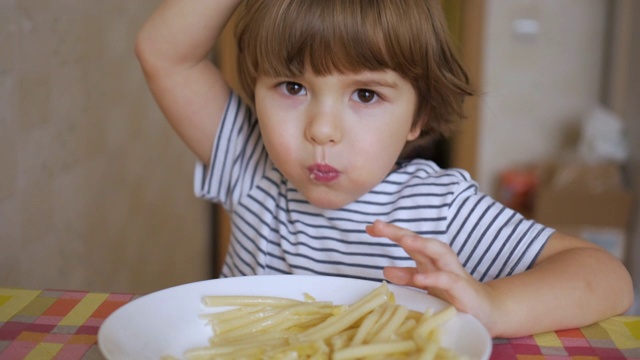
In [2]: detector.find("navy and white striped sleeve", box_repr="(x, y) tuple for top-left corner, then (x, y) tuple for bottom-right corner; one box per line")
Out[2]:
(445, 180), (554, 282)
(194, 92), (268, 212)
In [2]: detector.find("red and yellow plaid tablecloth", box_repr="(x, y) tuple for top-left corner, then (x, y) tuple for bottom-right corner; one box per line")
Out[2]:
(0, 288), (135, 359)
(1, 287), (639, 359)
(492, 318), (640, 359)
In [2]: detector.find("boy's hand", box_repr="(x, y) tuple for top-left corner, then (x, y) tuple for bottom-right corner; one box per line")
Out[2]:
(366, 220), (500, 335)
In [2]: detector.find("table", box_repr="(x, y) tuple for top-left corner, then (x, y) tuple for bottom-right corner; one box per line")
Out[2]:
(1, 288), (639, 359)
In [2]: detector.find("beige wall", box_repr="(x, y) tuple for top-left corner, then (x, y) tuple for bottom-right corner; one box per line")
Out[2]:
(0, 1), (211, 293)
(477, 0), (607, 193)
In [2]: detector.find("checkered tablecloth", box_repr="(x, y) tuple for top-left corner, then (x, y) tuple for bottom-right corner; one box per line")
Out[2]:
(492, 317), (640, 359)
(0, 288), (135, 359)
(1, 287), (639, 359)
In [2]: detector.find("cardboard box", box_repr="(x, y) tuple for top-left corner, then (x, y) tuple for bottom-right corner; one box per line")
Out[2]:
(532, 162), (634, 260)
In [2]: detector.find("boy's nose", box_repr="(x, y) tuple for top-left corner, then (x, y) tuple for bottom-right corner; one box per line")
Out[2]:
(305, 104), (342, 145)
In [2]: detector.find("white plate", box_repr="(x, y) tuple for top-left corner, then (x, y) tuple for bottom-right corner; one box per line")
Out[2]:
(98, 275), (491, 359)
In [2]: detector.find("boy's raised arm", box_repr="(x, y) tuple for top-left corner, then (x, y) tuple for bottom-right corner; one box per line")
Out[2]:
(135, 0), (242, 164)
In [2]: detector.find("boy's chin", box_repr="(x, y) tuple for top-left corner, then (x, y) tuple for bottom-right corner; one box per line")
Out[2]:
(306, 197), (349, 210)
(302, 191), (355, 210)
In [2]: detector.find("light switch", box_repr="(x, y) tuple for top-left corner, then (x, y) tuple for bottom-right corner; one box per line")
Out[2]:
(512, 18), (540, 43)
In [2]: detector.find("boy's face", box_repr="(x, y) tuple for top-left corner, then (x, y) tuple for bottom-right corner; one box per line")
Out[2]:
(254, 69), (420, 209)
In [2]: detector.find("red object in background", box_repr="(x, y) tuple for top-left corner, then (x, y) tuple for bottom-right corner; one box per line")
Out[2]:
(498, 167), (539, 218)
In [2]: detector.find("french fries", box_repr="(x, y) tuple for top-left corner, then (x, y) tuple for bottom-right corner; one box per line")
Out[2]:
(184, 282), (461, 360)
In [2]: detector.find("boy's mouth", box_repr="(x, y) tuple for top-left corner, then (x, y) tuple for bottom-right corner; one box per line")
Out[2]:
(308, 163), (340, 183)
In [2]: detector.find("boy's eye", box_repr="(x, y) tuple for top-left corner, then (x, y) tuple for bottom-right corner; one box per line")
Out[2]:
(280, 82), (306, 96)
(353, 89), (378, 103)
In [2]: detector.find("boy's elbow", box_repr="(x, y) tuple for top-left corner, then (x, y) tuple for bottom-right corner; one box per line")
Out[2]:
(133, 29), (191, 79)
(619, 266), (635, 314)
(133, 31), (144, 61)
(605, 253), (635, 315)
(624, 291), (635, 315)
(134, 30), (154, 70)
(133, 27), (168, 76)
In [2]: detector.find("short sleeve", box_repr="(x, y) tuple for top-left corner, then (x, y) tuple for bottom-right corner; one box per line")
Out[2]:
(194, 91), (269, 212)
(445, 181), (554, 282)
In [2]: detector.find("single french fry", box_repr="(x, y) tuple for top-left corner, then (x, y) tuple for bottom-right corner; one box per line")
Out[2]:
(332, 340), (417, 360)
(186, 337), (287, 358)
(210, 328), (304, 347)
(199, 303), (268, 322)
(413, 306), (456, 343)
(202, 295), (302, 307)
(210, 306), (282, 333)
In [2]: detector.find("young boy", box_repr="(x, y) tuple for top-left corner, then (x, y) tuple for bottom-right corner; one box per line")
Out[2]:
(135, 0), (633, 338)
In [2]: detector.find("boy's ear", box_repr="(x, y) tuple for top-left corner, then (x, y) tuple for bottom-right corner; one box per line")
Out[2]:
(406, 125), (421, 141)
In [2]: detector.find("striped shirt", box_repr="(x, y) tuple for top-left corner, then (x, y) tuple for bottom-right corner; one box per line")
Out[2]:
(195, 92), (553, 282)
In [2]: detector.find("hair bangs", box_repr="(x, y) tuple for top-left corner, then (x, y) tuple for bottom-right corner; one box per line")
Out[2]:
(300, 2), (395, 76)
(237, 0), (418, 97)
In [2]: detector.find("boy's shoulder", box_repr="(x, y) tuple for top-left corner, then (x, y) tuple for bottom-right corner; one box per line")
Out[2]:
(361, 158), (479, 207)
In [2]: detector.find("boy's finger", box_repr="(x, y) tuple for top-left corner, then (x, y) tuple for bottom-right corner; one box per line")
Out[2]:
(366, 221), (437, 271)
(383, 266), (418, 286)
(398, 235), (465, 276)
(365, 220), (414, 240)
(367, 220), (465, 275)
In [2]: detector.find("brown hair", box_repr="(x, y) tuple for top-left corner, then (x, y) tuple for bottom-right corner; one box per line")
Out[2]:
(235, 0), (473, 158)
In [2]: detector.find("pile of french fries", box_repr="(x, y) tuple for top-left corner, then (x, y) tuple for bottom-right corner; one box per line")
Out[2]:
(184, 282), (461, 359)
